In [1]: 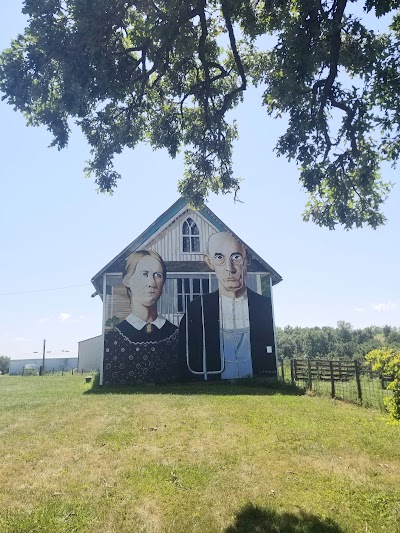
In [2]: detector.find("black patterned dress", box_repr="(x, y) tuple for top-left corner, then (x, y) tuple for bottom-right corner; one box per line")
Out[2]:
(103, 319), (179, 385)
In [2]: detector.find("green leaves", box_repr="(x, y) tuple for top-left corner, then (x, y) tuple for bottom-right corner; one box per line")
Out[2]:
(0, 0), (399, 227)
(250, 0), (397, 228)
(1, 0), (250, 205)
(300, 141), (391, 229)
(366, 348), (400, 421)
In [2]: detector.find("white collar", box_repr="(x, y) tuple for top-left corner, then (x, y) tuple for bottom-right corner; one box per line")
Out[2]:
(220, 290), (248, 303)
(125, 313), (166, 331)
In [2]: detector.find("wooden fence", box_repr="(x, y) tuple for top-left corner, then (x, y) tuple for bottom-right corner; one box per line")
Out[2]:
(278, 358), (393, 410)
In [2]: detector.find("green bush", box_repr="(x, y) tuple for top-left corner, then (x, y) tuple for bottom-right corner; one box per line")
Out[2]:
(0, 356), (10, 375)
(366, 348), (400, 422)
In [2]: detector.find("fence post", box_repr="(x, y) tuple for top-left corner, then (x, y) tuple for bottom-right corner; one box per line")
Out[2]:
(280, 359), (285, 381)
(329, 360), (335, 398)
(290, 359), (295, 385)
(354, 360), (362, 402)
(307, 358), (312, 391)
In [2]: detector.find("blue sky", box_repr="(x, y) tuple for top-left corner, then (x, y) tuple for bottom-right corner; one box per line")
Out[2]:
(1, 2), (399, 359)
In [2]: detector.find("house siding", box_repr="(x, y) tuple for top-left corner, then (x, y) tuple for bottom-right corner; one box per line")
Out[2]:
(144, 209), (218, 261)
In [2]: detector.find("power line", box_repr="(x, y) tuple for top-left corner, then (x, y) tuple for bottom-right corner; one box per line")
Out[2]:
(0, 283), (91, 296)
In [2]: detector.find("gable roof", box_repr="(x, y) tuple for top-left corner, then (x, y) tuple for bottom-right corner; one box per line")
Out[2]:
(91, 197), (282, 295)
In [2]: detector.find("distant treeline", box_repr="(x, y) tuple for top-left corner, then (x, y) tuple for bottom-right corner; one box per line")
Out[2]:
(276, 322), (400, 360)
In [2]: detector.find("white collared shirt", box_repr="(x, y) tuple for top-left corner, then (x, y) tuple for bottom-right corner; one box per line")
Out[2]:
(125, 313), (166, 331)
(220, 291), (250, 330)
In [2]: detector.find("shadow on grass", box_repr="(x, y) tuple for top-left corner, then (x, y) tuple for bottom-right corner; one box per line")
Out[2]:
(225, 503), (343, 533)
(84, 373), (304, 397)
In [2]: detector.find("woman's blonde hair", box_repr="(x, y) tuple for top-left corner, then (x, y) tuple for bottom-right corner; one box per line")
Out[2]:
(122, 250), (167, 291)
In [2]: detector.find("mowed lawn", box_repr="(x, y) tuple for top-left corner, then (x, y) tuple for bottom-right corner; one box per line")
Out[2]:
(0, 375), (399, 533)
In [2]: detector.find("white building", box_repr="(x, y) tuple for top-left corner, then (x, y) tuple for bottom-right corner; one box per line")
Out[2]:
(9, 357), (78, 375)
(80, 197), (283, 382)
(77, 335), (103, 372)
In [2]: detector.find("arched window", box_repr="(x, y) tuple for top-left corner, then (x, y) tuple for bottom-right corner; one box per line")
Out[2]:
(182, 217), (200, 252)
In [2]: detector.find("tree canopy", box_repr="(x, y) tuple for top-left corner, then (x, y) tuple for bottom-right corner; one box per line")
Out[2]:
(0, 355), (11, 374)
(276, 322), (400, 360)
(1, 0), (399, 228)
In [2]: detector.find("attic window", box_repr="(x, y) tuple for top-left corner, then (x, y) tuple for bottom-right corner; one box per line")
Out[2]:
(182, 218), (200, 252)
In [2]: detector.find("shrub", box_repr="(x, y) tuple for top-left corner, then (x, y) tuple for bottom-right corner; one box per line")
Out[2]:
(0, 356), (10, 375)
(365, 348), (400, 422)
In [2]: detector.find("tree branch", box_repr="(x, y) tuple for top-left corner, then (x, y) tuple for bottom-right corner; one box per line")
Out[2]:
(219, 0), (247, 117)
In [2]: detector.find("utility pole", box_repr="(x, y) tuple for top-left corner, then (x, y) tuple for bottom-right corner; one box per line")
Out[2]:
(42, 339), (46, 375)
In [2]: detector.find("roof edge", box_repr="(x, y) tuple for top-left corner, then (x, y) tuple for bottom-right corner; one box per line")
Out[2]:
(91, 196), (283, 292)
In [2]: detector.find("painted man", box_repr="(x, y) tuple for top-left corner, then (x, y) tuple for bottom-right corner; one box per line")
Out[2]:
(179, 231), (277, 380)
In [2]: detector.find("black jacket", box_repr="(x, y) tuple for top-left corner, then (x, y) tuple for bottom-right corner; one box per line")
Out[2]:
(179, 288), (277, 380)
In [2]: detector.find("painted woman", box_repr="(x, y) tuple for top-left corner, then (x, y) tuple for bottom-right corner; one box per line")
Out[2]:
(103, 250), (179, 385)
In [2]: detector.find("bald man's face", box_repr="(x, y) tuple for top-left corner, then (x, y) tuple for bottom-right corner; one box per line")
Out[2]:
(205, 233), (247, 298)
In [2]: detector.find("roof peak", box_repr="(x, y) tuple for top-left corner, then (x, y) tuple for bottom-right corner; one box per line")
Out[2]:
(91, 196), (282, 293)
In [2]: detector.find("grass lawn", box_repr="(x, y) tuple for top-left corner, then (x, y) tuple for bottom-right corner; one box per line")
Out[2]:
(0, 375), (399, 533)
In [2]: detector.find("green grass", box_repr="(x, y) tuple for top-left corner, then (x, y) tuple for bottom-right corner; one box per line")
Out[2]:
(0, 374), (399, 532)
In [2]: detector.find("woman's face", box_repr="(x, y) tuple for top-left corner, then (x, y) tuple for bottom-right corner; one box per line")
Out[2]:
(127, 255), (165, 307)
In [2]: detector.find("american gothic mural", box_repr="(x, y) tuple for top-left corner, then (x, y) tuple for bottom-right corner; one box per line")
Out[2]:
(96, 199), (281, 385)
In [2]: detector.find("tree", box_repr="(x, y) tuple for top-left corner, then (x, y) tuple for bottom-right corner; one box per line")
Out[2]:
(336, 320), (353, 343)
(276, 329), (297, 358)
(383, 324), (392, 339)
(276, 322), (392, 360)
(303, 327), (332, 358)
(387, 329), (400, 347)
(0, 0), (398, 228)
(0, 355), (11, 374)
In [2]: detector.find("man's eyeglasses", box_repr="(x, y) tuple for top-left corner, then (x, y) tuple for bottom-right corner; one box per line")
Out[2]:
(212, 253), (247, 266)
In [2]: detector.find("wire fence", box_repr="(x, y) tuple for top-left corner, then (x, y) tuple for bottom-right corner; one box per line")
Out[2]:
(13, 359), (394, 412)
(18, 367), (92, 377)
(278, 358), (393, 411)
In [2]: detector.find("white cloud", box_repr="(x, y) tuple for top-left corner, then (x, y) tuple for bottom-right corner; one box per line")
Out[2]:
(373, 301), (397, 312)
(59, 313), (72, 321)
(354, 306), (365, 313)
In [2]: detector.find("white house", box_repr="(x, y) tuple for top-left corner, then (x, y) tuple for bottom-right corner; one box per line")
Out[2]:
(82, 197), (282, 381)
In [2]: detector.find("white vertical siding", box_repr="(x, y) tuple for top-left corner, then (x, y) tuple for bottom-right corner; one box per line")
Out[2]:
(144, 209), (218, 261)
(78, 336), (103, 372)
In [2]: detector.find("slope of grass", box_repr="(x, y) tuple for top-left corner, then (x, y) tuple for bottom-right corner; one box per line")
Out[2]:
(0, 374), (399, 532)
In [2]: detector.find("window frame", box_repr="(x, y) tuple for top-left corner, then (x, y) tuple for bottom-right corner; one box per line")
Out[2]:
(176, 276), (211, 314)
(181, 217), (200, 253)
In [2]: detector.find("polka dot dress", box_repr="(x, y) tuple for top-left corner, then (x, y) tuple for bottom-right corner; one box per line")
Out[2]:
(103, 319), (179, 385)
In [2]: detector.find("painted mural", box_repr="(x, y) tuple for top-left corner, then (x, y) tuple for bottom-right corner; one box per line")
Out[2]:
(102, 251), (179, 385)
(179, 231), (276, 381)
(102, 232), (277, 385)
